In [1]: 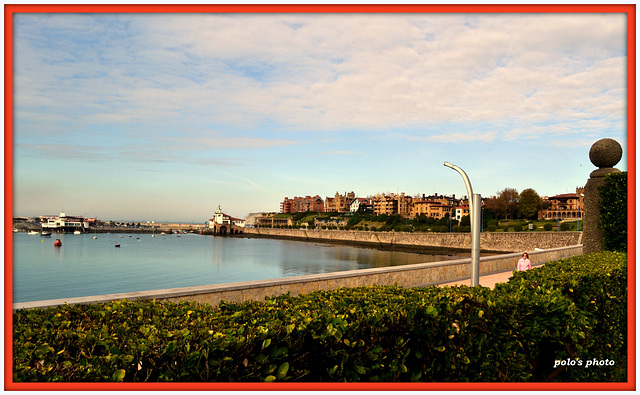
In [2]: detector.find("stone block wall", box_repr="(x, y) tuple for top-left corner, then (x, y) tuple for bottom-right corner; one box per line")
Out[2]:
(242, 228), (582, 253)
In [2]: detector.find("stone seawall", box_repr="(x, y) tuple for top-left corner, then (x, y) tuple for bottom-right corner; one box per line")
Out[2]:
(14, 246), (583, 311)
(241, 228), (582, 253)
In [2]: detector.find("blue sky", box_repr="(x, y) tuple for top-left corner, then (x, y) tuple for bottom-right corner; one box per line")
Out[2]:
(12, 11), (629, 222)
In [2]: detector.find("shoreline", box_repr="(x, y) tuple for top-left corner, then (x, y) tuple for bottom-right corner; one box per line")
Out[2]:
(230, 232), (505, 258)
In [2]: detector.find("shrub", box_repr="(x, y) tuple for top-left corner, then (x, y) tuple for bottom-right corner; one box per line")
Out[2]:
(560, 222), (571, 231)
(513, 224), (523, 232)
(599, 171), (627, 252)
(503, 251), (627, 381)
(487, 225), (497, 232)
(13, 253), (627, 383)
(544, 223), (553, 231)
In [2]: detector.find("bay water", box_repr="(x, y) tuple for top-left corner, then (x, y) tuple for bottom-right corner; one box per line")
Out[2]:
(12, 232), (454, 303)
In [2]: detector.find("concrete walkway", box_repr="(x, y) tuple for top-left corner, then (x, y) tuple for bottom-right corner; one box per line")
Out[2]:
(437, 265), (544, 289)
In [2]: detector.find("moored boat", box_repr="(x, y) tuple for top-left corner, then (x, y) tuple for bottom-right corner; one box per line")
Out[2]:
(41, 231), (52, 238)
(54, 239), (62, 247)
(28, 231), (39, 235)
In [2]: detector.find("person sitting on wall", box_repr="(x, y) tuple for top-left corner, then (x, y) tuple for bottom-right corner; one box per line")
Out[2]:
(517, 252), (532, 271)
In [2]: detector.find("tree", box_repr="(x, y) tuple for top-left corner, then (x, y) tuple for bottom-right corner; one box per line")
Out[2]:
(518, 188), (543, 220)
(346, 214), (361, 229)
(486, 188), (519, 219)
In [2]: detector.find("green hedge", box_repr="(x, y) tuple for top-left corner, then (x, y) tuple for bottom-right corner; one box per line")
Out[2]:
(13, 252), (627, 382)
(599, 171), (627, 252)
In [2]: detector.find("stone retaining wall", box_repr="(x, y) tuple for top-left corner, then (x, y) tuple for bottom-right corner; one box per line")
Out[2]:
(13, 245), (583, 311)
(241, 228), (582, 253)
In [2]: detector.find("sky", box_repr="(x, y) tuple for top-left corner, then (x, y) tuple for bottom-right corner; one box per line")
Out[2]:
(11, 9), (630, 223)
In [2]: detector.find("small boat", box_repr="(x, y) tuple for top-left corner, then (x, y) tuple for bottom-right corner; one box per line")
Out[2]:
(93, 236), (98, 239)
(28, 231), (39, 235)
(73, 230), (81, 235)
(114, 243), (121, 248)
(41, 231), (52, 238)
(54, 239), (62, 247)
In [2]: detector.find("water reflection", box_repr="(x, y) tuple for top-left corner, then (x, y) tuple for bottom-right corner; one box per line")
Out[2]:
(277, 241), (454, 277)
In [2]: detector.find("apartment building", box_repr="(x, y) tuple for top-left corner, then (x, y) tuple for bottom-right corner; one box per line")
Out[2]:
(538, 187), (585, 220)
(280, 195), (324, 213)
(410, 198), (454, 219)
(325, 191), (356, 212)
(372, 193), (414, 217)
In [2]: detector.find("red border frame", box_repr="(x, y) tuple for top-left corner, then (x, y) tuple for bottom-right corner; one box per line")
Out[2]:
(5, 3), (636, 391)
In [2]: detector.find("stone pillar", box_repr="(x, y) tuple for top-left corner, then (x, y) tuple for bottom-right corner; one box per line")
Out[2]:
(582, 138), (623, 254)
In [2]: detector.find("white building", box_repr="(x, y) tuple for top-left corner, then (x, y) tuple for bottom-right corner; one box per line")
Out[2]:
(349, 197), (372, 213)
(41, 212), (89, 231)
(208, 205), (246, 228)
(455, 206), (470, 222)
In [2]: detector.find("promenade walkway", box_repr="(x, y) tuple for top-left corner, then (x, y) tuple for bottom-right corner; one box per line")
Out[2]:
(437, 264), (544, 289)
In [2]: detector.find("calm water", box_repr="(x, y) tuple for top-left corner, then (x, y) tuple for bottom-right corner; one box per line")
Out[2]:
(12, 232), (454, 303)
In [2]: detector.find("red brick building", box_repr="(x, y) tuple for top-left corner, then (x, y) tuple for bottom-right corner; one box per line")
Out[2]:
(280, 195), (324, 213)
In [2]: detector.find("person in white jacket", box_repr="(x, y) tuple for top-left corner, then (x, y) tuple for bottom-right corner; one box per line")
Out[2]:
(517, 252), (532, 271)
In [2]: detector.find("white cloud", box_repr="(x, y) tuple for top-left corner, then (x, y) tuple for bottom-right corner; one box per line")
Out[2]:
(14, 13), (627, 138)
(174, 135), (298, 149)
(414, 131), (498, 143)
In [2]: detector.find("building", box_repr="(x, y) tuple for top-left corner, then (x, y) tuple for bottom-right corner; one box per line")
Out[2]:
(325, 191), (356, 213)
(537, 187), (585, 220)
(410, 198), (432, 218)
(454, 205), (470, 222)
(41, 212), (92, 232)
(349, 197), (372, 213)
(208, 205), (246, 228)
(410, 198), (454, 219)
(372, 193), (397, 216)
(280, 195), (324, 213)
(255, 213), (294, 228)
(424, 193), (459, 206)
(372, 193), (413, 217)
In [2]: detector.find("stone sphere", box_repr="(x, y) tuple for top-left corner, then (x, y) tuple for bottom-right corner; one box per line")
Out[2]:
(589, 138), (623, 168)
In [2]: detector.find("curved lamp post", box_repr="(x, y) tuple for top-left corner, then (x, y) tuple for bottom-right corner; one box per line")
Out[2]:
(443, 162), (481, 286)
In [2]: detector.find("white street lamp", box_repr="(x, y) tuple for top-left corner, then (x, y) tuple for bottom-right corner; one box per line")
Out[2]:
(444, 162), (481, 286)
